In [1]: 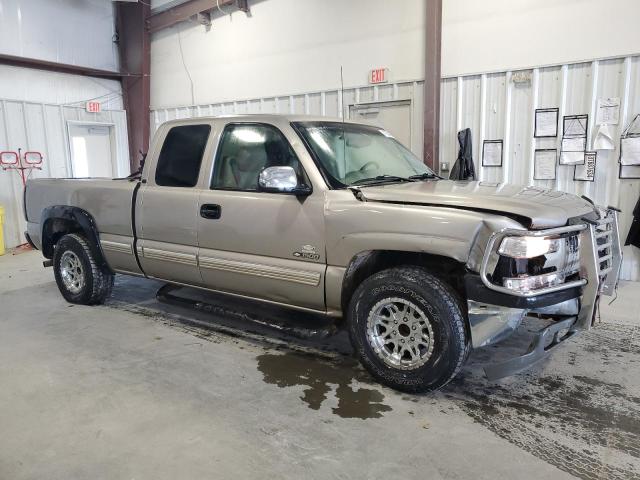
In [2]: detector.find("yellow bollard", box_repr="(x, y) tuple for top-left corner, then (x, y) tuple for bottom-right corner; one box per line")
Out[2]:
(0, 205), (5, 256)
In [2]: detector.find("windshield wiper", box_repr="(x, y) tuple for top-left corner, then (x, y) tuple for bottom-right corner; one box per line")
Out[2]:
(350, 175), (414, 186)
(408, 172), (441, 181)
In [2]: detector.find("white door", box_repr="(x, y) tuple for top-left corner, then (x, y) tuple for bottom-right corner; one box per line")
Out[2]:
(68, 123), (116, 178)
(349, 100), (412, 150)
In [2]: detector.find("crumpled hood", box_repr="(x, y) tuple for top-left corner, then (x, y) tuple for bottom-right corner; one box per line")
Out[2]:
(356, 180), (596, 228)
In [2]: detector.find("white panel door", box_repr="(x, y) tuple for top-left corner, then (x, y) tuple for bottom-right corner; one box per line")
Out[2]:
(68, 123), (115, 178)
(350, 100), (412, 149)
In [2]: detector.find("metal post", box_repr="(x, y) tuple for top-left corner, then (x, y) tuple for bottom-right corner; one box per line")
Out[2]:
(116, 1), (151, 172)
(423, 0), (442, 171)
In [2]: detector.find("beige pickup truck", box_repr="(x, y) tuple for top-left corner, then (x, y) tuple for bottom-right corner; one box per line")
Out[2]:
(24, 115), (622, 392)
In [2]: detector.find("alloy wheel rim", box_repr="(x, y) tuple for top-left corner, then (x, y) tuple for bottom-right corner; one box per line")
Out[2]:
(366, 297), (435, 370)
(60, 251), (85, 294)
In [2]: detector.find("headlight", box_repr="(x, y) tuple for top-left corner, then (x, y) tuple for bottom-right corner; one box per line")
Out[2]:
(502, 272), (563, 293)
(498, 236), (560, 258)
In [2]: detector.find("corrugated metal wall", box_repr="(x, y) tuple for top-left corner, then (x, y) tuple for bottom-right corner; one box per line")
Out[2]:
(0, 0), (127, 251)
(0, 0), (119, 72)
(0, 100), (129, 249)
(150, 55), (640, 281)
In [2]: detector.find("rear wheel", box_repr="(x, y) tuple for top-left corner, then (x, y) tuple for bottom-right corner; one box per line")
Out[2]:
(348, 266), (469, 393)
(53, 233), (114, 305)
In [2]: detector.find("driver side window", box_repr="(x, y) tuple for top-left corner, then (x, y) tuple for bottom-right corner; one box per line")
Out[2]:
(211, 124), (303, 191)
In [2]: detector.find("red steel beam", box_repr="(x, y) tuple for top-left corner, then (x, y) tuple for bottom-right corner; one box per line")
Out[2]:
(423, 0), (442, 171)
(116, 1), (151, 172)
(147, 0), (238, 33)
(0, 53), (124, 80)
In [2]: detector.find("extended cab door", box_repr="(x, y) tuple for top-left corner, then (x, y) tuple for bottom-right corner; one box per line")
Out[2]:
(136, 122), (214, 286)
(197, 121), (326, 311)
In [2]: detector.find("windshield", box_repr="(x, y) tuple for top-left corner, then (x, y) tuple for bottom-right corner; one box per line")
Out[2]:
(293, 121), (436, 187)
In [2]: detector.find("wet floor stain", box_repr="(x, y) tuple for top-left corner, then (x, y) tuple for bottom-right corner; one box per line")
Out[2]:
(444, 322), (640, 480)
(256, 351), (392, 419)
(106, 277), (640, 476)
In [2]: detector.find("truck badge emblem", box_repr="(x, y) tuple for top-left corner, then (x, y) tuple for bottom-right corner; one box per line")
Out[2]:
(294, 244), (320, 260)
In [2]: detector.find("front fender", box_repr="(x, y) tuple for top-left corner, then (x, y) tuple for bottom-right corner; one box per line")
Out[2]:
(333, 232), (472, 264)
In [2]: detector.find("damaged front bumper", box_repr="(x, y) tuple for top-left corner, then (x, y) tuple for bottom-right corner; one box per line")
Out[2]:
(483, 316), (579, 380)
(466, 208), (622, 379)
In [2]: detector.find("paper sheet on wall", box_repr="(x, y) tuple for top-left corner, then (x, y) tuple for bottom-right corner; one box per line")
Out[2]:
(560, 137), (586, 165)
(534, 150), (556, 180)
(594, 124), (615, 150)
(574, 152), (596, 181)
(535, 109), (558, 137)
(620, 164), (640, 179)
(482, 141), (503, 166)
(596, 97), (620, 125)
(621, 136), (640, 165)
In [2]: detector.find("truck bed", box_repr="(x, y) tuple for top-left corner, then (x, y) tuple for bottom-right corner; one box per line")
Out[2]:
(25, 177), (140, 274)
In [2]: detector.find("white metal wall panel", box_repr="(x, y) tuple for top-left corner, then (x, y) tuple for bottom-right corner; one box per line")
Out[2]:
(0, 0), (119, 72)
(0, 100), (129, 249)
(439, 78), (458, 178)
(483, 73), (507, 183)
(150, 55), (640, 281)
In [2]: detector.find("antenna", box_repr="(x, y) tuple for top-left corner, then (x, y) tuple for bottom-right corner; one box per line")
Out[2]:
(340, 66), (346, 174)
(340, 66), (345, 120)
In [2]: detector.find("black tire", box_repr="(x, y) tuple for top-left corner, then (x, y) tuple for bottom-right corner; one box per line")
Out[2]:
(348, 266), (469, 393)
(53, 233), (114, 305)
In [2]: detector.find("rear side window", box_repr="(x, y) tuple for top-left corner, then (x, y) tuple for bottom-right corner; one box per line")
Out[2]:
(155, 124), (211, 187)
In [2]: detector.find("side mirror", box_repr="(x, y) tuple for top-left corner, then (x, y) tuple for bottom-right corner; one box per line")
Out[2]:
(258, 166), (311, 196)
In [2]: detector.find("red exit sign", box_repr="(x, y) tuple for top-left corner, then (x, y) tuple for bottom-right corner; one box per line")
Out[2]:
(86, 101), (101, 113)
(369, 68), (389, 84)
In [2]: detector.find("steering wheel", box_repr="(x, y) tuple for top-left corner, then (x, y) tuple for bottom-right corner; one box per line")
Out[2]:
(344, 161), (380, 184)
(357, 161), (379, 172)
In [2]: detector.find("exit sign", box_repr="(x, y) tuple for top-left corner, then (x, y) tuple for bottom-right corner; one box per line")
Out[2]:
(86, 101), (101, 113)
(369, 68), (389, 84)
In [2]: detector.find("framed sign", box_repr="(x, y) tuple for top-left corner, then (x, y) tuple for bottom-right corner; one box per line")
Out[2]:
(619, 164), (640, 179)
(534, 108), (559, 138)
(534, 149), (557, 180)
(619, 114), (640, 179)
(620, 136), (640, 165)
(560, 114), (588, 165)
(560, 138), (586, 165)
(574, 151), (596, 182)
(563, 114), (589, 137)
(482, 140), (503, 167)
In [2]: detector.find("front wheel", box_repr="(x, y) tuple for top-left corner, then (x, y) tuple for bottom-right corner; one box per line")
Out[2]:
(53, 233), (114, 305)
(348, 266), (469, 393)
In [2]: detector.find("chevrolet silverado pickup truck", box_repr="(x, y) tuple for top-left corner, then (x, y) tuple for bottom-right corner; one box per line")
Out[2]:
(24, 115), (623, 392)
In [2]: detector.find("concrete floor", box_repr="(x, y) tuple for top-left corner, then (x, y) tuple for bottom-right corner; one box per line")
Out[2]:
(1, 249), (639, 480)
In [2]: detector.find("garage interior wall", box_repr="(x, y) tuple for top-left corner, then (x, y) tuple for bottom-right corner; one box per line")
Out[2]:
(149, 0), (640, 282)
(0, 0), (129, 249)
(150, 0), (640, 108)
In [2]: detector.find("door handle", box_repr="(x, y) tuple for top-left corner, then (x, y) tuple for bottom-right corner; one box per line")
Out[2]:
(200, 204), (221, 220)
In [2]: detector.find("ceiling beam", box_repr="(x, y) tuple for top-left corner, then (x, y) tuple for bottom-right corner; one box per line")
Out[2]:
(146, 0), (239, 33)
(423, 0), (442, 171)
(0, 53), (126, 80)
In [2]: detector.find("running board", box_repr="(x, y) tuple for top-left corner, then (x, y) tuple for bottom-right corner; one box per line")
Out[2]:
(484, 316), (578, 381)
(155, 283), (338, 340)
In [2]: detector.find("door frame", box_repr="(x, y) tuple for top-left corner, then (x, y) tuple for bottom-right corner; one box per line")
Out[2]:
(65, 120), (117, 178)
